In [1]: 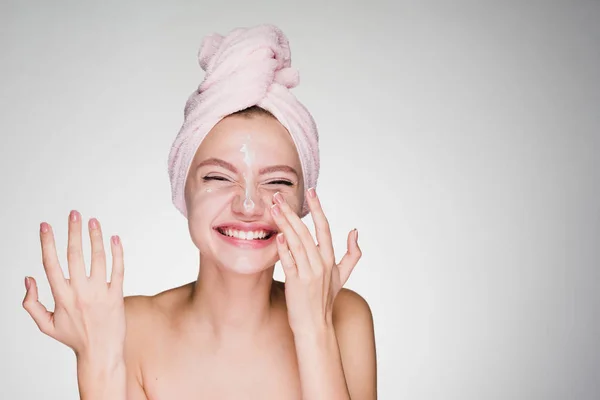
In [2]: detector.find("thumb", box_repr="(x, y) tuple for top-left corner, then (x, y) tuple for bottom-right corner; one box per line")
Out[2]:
(22, 277), (55, 336)
(336, 229), (362, 285)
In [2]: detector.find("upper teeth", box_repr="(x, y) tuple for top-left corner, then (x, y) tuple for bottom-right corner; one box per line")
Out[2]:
(222, 229), (269, 240)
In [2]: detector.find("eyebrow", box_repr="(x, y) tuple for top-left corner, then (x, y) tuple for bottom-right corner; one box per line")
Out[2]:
(196, 158), (299, 178)
(196, 158), (238, 173)
(259, 165), (299, 177)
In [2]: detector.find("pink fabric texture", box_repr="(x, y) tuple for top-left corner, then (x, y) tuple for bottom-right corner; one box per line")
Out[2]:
(167, 24), (320, 218)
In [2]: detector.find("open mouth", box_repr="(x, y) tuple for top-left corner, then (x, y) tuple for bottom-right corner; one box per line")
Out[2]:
(215, 227), (276, 241)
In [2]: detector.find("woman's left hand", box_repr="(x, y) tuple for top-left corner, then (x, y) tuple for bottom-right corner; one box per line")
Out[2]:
(271, 188), (361, 337)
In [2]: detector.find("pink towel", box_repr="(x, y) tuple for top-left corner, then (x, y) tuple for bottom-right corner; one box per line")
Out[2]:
(168, 24), (320, 218)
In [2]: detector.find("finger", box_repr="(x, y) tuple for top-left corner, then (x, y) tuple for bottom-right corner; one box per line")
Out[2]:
(22, 277), (55, 336)
(39, 222), (68, 297)
(271, 202), (313, 279)
(276, 233), (298, 280)
(337, 229), (362, 285)
(306, 188), (335, 266)
(67, 210), (87, 282)
(88, 218), (107, 282)
(272, 193), (323, 275)
(109, 235), (124, 293)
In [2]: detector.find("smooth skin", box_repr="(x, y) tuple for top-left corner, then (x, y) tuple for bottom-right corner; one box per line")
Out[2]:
(23, 114), (376, 400)
(23, 214), (127, 399)
(272, 189), (370, 399)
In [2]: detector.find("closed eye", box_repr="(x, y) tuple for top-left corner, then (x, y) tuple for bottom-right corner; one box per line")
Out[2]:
(202, 176), (231, 182)
(267, 180), (294, 186)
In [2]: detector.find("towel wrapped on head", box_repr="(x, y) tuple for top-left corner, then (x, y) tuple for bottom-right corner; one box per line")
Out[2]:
(167, 24), (320, 218)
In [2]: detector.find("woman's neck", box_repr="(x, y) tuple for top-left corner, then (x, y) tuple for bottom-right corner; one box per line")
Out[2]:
(189, 255), (279, 341)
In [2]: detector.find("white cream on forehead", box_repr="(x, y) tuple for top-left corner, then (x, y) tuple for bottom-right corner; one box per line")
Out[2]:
(239, 134), (255, 211)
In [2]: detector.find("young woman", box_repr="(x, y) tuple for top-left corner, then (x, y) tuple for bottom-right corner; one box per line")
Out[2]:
(22, 25), (377, 399)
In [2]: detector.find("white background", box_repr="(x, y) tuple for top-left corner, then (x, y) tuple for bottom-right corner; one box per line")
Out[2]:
(2, 1), (599, 399)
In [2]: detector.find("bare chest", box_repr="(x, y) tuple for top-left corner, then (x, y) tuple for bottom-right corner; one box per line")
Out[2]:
(140, 335), (302, 400)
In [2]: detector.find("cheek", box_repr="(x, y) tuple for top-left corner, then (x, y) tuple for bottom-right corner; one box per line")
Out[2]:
(185, 185), (236, 251)
(187, 184), (234, 216)
(257, 185), (303, 213)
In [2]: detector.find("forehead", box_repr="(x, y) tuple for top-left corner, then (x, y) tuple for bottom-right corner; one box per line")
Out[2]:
(195, 114), (300, 164)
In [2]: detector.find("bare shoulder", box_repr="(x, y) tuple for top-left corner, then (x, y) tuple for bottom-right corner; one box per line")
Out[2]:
(122, 294), (160, 357)
(333, 287), (374, 328)
(120, 294), (156, 396)
(123, 295), (152, 337)
(122, 283), (195, 396)
(124, 282), (194, 330)
(122, 283), (194, 358)
(124, 294), (154, 318)
(332, 288), (377, 399)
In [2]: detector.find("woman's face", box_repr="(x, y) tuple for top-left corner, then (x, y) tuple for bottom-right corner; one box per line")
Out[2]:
(184, 113), (304, 274)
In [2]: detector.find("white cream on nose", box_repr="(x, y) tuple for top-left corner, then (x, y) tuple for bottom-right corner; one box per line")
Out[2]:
(239, 134), (256, 211)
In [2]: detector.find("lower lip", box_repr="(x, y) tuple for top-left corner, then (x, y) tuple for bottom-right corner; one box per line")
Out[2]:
(214, 229), (276, 249)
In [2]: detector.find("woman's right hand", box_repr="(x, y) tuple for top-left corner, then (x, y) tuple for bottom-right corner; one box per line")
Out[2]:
(22, 210), (126, 362)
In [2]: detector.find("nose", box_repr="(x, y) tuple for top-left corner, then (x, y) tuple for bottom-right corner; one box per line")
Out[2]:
(231, 187), (266, 218)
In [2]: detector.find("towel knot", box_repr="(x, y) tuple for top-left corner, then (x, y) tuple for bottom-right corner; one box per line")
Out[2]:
(195, 24), (298, 102)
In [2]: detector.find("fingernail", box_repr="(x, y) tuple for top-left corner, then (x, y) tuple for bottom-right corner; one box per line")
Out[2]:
(354, 229), (359, 242)
(277, 233), (284, 243)
(70, 210), (78, 222)
(89, 218), (98, 230)
(273, 192), (284, 205)
(308, 187), (316, 198)
(271, 204), (281, 216)
(111, 235), (120, 245)
(40, 222), (49, 233)
(24, 276), (30, 291)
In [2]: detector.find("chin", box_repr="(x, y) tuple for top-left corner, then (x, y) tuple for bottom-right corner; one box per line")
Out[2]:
(199, 222), (281, 275)
(220, 254), (278, 275)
